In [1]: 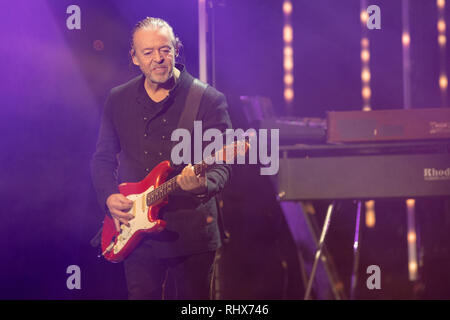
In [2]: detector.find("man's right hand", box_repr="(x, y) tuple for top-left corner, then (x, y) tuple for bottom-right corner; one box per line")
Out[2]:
(106, 193), (134, 232)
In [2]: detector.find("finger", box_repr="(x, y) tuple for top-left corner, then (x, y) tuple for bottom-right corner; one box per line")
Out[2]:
(177, 175), (193, 190)
(181, 165), (189, 177)
(112, 200), (133, 211)
(189, 165), (197, 176)
(183, 164), (194, 176)
(182, 174), (198, 187)
(119, 217), (130, 227)
(119, 196), (134, 205)
(176, 175), (183, 187)
(111, 209), (134, 220)
(119, 202), (134, 211)
(113, 218), (120, 232)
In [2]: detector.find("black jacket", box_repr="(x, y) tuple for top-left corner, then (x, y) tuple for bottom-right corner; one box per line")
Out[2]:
(91, 64), (232, 258)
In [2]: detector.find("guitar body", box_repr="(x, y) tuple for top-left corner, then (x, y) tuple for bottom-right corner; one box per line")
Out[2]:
(101, 160), (172, 263)
(99, 140), (249, 263)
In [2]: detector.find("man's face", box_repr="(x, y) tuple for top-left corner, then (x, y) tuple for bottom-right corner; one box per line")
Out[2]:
(131, 27), (176, 85)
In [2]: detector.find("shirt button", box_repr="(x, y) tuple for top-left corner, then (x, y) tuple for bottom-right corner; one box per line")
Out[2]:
(162, 118), (167, 123)
(162, 135), (165, 140)
(158, 152), (162, 156)
(145, 168), (150, 172)
(144, 133), (148, 138)
(144, 150), (148, 155)
(143, 116), (148, 121)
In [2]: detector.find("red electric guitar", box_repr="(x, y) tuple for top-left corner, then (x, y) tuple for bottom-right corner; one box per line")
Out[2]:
(101, 140), (249, 262)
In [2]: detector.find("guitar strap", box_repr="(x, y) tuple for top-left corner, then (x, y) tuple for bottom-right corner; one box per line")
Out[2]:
(176, 78), (208, 133)
(176, 78), (229, 242)
(91, 78), (228, 250)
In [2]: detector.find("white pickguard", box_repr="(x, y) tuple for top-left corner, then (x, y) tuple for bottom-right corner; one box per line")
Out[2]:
(113, 185), (157, 254)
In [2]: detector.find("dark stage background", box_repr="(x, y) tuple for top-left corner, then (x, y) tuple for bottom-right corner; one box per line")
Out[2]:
(1, 0), (449, 299)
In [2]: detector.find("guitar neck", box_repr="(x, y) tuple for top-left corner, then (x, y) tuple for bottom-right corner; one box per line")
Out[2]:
(146, 161), (208, 205)
(145, 141), (243, 205)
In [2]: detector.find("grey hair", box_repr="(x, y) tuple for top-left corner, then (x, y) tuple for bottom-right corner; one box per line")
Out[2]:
(130, 17), (182, 54)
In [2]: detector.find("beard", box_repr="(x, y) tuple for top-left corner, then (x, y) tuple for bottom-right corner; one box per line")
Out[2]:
(143, 65), (174, 85)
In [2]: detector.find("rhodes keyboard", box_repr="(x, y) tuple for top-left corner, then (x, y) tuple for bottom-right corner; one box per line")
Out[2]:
(257, 117), (327, 144)
(327, 107), (450, 143)
(277, 141), (450, 200)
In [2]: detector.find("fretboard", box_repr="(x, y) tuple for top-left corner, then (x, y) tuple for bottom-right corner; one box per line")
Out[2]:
(146, 161), (208, 205)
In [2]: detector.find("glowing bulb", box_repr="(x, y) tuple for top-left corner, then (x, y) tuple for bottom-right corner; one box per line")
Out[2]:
(283, 58), (293, 71)
(360, 11), (369, 24)
(284, 74), (293, 85)
(284, 46), (293, 57)
(283, 25), (293, 43)
(406, 199), (415, 208)
(366, 211), (375, 228)
(408, 232), (417, 243)
(283, 1), (292, 15)
(361, 38), (369, 48)
(437, 0), (445, 9)
(361, 49), (370, 62)
(365, 200), (375, 228)
(402, 32), (411, 46)
(438, 35), (447, 46)
(361, 69), (371, 83)
(363, 105), (371, 112)
(409, 261), (418, 273)
(438, 20), (446, 33)
(284, 88), (294, 101)
(440, 74), (448, 90)
(362, 86), (371, 99)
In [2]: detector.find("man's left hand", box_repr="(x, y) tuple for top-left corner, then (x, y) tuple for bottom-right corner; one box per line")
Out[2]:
(176, 164), (207, 195)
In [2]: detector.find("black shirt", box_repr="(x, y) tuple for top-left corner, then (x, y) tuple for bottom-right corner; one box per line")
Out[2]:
(91, 64), (232, 258)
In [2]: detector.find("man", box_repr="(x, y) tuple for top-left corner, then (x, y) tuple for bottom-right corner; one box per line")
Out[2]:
(91, 17), (232, 300)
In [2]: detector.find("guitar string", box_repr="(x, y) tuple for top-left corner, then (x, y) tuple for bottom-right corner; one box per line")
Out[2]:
(145, 145), (237, 205)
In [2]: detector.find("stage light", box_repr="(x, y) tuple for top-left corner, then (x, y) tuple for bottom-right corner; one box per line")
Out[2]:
(408, 231), (417, 243)
(440, 74), (448, 90)
(283, 58), (293, 72)
(365, 200), (376, 228)
(402, 32), (410, 47)
(409, 261), (418, 274)
(361, 49), (370, 62)
(283, 25), (293, 43)
(361, 38), (369, 48)
(362, 86), (371, 99)
(406, 198), (418, 281)
(360, 10), (369, 24)
(361, 68), (371, 83)
(438, 19), (446, 33)
(283, 0), (294, 112)
(437, 0), (447, 106)
(283, 46), (293, 57)
(360, 0), (371, 110)
(283, 1), (292, 15)
(284, 88), (294, 101)
(284, 74), (293, 86)
(365, 211), (375, 228)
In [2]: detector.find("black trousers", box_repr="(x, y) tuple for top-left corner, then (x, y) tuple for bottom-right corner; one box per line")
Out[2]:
(124, 242), (216, 300)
